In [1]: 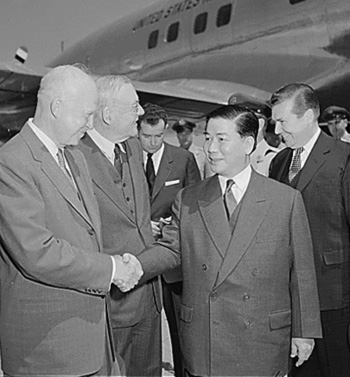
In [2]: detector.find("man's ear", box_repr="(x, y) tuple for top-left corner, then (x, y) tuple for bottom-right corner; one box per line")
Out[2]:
(102, 107), (110, 124)
(50, 98), (60, 118)
(303, 109), (315, 124)
(245, 136), (255, 155)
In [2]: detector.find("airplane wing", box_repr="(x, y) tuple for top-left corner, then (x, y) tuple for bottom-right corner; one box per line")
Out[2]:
(0, 61), (48, 139)
(0, 66), (271, 141)
(134, 78), (271, 125)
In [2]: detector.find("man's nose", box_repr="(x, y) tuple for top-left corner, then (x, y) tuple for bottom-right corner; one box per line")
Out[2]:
(137, 104), (144, 116)
(275, 122), (282, 135)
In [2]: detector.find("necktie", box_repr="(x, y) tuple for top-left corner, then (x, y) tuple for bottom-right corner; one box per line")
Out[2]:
(57, 148), (75, 187)
(289, 147), (304, 183)
(223, 179), (237, 220)
(146, 153), (156, 195)
(114, 144), (122, 176)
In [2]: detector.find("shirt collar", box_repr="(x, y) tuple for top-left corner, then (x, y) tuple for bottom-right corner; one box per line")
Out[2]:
(27, 118), (58, 159)
(218, 165), (252, 203)
(88, 128), (116, 163)
(302, 127), (321, 155)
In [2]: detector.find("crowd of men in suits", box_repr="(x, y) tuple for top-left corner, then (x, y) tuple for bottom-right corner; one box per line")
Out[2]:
(0, 65), (349, 377)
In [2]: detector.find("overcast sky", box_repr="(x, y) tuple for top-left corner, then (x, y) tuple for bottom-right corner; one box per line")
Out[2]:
(0, 0), (160, 66)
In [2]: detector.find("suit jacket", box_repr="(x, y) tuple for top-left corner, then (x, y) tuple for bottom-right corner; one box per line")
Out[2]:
(78, 134), (160, 327)
(0, 123), (113, 376)
(269, 131), (350, 311)
(151, 142), (201, 221)
(139, 171), (321, 376)
(150, 142), (200, 283)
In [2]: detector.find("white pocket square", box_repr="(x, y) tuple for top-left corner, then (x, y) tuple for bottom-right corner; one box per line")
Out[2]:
(165, 179), (180, 186)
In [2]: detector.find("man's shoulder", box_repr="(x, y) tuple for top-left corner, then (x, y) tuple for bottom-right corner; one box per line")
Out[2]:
(254, 170), (299, 199)
(164, 142), (194, 160)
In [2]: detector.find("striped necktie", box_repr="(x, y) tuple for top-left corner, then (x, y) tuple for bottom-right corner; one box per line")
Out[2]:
(57, 148), (75, 186)
(288, 147), (304, 183)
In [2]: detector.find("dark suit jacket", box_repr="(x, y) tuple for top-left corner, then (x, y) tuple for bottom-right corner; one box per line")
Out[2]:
(0, 123), (113, 376)
(270, 131), (350, 311)
(139, 171), (322, 376)
(150, 142), (201, 222)
(78, 134), (160, 327)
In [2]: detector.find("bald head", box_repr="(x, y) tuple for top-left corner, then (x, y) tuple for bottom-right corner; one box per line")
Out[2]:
(34, 65), (98, 147)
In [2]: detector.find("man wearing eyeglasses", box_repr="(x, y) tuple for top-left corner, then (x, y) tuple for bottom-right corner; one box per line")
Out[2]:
(78, 75), (163, 376)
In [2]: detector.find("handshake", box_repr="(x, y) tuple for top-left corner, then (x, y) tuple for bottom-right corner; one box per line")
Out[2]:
(112, 253), (143, 292)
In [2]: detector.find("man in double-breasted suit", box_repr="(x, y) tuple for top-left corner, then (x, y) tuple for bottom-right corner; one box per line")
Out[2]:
(132, 105), (322, 377)
(138, 103), (201, 377)
(269, 83), (350, 377)
(0, 66), (136, 376)
(78, 76), (162, 376)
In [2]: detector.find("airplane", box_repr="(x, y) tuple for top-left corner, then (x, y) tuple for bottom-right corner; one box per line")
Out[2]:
(1, 0), (350, 142)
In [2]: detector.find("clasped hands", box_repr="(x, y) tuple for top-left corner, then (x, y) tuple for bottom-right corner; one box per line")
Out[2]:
(113, 253), (143, 292)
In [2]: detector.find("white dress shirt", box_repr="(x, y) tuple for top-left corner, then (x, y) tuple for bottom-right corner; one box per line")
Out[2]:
(218, 165), (252, 205)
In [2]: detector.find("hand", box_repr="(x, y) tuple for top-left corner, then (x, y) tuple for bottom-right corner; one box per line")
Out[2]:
(113, 253), (143, 292)
(291, 338), (315, 367)
(151, 220), (161, 239)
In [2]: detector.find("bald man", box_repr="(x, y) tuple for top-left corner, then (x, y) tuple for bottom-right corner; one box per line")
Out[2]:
(0, 66), (140, 376)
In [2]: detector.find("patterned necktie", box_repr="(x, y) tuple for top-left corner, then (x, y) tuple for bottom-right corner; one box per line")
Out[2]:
(57, 148), (75, 186)
(146, 153), (156, 195)
(223, 179), (237, 220)
(288, 147), (304, 183)
(114, 144), (123, 176)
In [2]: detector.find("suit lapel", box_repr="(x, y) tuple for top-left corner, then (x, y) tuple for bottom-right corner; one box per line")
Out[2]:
(65, 148), (101, 242)
(198, 176), (231, 258)
(214, 172), (270, 289)
(82, 135), (134, 222)
(295, 132), (332, 192)
(21, 124), (94, 228)
(152, 143), (172, 201)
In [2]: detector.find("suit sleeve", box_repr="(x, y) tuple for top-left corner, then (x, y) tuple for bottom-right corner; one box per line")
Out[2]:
(290, 190), (322, 338)
(0, 158), (113, 295)
(340, 150), (350, 226)
(185, 152), (201, 186)
(138, 190), (182, 280)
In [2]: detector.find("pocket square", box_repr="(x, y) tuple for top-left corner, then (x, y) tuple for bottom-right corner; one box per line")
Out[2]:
(165, 179), (180, 186)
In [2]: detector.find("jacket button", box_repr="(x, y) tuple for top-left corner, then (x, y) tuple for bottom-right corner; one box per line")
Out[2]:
(210, 291), (218, 300)
(244, 319), (252, 328)
(126, 197), (130, 202)
(243, 293), (250, 301)
(88, 228), (95, 235)
(202, 264), (208, 271)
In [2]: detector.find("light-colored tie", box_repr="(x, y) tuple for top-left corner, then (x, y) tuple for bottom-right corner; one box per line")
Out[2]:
(57, 148), (75, 184)
(289, 147), (304, 183)
(223, 179), (237, 220)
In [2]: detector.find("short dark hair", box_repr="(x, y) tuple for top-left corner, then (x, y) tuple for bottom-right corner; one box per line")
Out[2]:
(269, 83), (320, 118)
(137, 103), (168, 130)
(206, 105), (259, 150)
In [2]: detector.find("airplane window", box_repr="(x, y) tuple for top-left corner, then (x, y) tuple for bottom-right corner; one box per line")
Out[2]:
(167, 22), (180, 43)
(216, 4), (232, 27)
(194, 12), (208, 35)
(148, 30), (159, 49)
(289, 0), (305, 3)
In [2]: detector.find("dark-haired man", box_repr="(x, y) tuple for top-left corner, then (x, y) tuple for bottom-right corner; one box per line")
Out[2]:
(138, 103), (201, 377)
(126, 105), (321, 377)
(269, 83), (350, 377)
